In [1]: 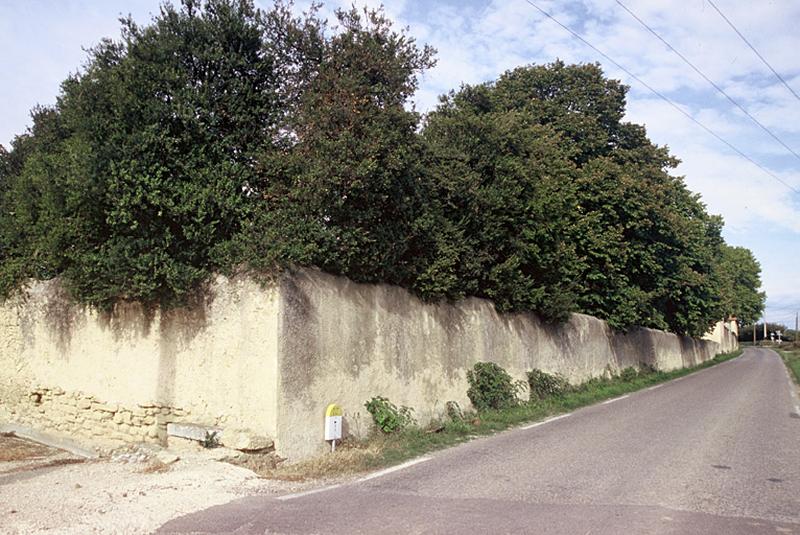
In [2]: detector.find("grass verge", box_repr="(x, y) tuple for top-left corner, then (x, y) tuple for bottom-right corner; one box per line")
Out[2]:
(776, 344), (800, 385)
(257, 349), (743, 481)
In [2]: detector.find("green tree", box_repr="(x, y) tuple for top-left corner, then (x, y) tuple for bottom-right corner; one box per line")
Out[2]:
(2, 0), (312, 308)
(1, 0), (437, 309)
(421, 82), (580, 321)
(0, 3), (764, 341)
(714, 244), (766, 325)
(237, 6), (436, 289)
(421, 62), (729, 335)
(0, 106), (77, 295)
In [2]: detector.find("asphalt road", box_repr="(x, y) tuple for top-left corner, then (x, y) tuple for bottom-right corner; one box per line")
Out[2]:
(159, 347), (800, 534)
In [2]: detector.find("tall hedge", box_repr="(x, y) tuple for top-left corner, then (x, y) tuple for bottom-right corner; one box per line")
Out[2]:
(0, 0), (764, 335)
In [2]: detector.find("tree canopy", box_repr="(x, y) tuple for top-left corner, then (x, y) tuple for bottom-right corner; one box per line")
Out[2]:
(420, 62), (733, 334)
(714, 244), (766, 326)
(0, 0), (765, 336)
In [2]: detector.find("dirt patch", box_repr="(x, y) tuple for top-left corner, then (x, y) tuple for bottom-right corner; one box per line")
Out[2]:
(138, 459), (171, 474)
(0, 434), (364, 533)
(0, 441), (345, 535)
(226, 437), (382, 482)
(0, 434), (85, 477)
(0, 434), (63, 463)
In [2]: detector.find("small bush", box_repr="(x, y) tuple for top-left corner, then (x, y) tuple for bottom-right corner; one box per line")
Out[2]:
(466, 362), (521, 411)
(573, 375), (609, 393)
(202, 431), (220, 449)
(364, 396), (415, 434)
(526, 368), (570, 400)
(445, 401), (464, 421)
(619, 367), (639, 382)
(638, 362), (658, 375)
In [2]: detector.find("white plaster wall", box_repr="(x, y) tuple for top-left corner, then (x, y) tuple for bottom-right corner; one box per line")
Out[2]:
(0, 276), (280, 443)
(702, 319), (739, 354)
(274, 268), (728, 459)
(0, 268), (732, 460)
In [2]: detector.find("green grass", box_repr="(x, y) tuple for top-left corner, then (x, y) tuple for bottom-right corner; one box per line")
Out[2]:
(372, 349), (743, 466)
(262, 348), (743, 480)
(776, 344), (800, 385)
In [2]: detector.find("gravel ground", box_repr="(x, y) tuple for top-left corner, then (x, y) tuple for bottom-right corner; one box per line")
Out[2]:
(0, 437), (332, 535)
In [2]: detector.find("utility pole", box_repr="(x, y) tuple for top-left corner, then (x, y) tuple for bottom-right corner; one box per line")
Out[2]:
(753, 320), (757, 345)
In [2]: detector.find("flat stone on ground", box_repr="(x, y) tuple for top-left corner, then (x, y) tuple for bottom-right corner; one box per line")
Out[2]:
(219, 429), (273, 452)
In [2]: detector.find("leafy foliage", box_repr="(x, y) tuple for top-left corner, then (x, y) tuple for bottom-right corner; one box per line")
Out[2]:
(526, 368), (570, 400)
(1, 0), (300, 308)
(420, 81), (580, 321)
(466, 362), (522, 411)
(235, 5), (436, 289)
(618, 367), (639, 382)
(421, 61), (743, 335)
(0, 1), (765, 339)
(714, 245), (766, 325)
(364, 396), (415, 434)
(444, 400), (464, 422)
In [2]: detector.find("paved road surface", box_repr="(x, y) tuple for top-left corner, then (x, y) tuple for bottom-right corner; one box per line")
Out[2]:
(159, 348), (800, 534)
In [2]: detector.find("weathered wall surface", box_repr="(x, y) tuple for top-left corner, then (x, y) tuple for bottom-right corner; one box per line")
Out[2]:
(702, 319), (739, 354)
(275, 269), (728, 458)
(1, 268), (733, 459)
(0, 276), (279, 450)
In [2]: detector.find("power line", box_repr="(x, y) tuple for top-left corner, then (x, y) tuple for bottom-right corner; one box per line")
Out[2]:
(521, 0), (799, 195)
(707, 0), (800, 105)
(615, 0), (800, 166)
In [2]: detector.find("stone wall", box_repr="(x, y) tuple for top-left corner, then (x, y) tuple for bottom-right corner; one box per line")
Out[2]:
(0, 268), (734, 459)
(702, 318), (739, 354)
(0, 275), (279, 453)
(274, 269), (729, 458)
(11, 387), (187, 448)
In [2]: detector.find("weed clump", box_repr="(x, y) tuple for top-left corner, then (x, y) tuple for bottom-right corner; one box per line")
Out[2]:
(202, 430), (220, 448)
(466, 362), (522, 411)
(365, 396), (415, 434)
(526, 368), (571, 400)
(445, 401), (464, 422)
(619, 367), (639, 382)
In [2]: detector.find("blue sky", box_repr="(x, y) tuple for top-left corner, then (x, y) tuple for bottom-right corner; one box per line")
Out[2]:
(2, 0), (799, 328)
